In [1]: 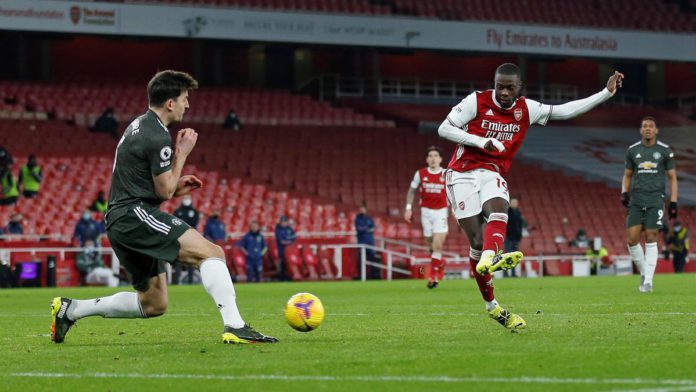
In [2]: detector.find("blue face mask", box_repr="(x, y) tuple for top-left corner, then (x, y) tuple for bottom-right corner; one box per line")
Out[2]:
(82, 213), (91, 220)
(675, 226), (682, 232)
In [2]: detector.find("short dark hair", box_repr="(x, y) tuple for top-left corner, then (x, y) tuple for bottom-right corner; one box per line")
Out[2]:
(147, 70), (198, 107)
(641, 116), (657, 126)
(495, 63), (521, 78)
(425, 146), (443, 158)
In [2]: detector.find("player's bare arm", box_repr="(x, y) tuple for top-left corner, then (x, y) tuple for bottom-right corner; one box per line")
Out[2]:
(621, 168), (633, 207)
(404, 186), (416, 223)
(153, 128), (197, 200)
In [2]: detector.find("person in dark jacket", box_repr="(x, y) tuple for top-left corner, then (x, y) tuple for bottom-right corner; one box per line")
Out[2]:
(275, 216), (296, 281)
(203, 211), (226, 242)
(504, 197), (525, 277)
(355, 205), (379, 279)
(173, 195), (200, 229)
(223, 109), (242, 131)
(93, 107), (119, 139)
(238, 221), (267, 282)
(4, 213), (24, 235)
(73, 209), (105, 246)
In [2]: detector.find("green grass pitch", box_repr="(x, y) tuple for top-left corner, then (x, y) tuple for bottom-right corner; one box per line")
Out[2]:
(2, 274), (696, 391)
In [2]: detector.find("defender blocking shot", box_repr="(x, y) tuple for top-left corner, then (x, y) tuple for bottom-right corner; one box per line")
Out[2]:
(51, 70), (277, 344)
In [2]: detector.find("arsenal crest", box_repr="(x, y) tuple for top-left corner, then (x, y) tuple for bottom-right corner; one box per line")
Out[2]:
(70, 6), (81, 25)
(513, 108), (523, 121)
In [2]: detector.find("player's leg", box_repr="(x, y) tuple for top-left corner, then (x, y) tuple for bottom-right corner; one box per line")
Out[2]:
(446, 171), (492, 302)
(177, 228), (277, 343)
(421, 208), (438, 288)
(51, 242), (168, 343)
(639, 206), (663, 291)
(430, 207), (449, 286)
(475, 173), (522, 275)
(642, 229), (660, 291)
(626, 203), (646, 287)
(457, 214), (494, 304)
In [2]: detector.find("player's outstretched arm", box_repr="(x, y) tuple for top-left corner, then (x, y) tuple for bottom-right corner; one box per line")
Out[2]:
(438, 119), (505, 153)
(548, 71), (624, 121)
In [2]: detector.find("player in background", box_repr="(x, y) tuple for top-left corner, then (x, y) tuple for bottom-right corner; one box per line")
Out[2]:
(51, 70), (277, 344)
(621, 117), (678, 293)
(438, 63), (624, 330)
(404, 146), (449, 289)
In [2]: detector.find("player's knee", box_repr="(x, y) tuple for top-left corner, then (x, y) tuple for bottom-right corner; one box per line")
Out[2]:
(141, 297), (168, 317)
(211, 244), (225, 259)
(644, 231), (659, 243)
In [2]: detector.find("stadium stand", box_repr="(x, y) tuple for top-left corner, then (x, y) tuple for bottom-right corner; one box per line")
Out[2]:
(95, 0), (696, 32)
(2, 111), (692, 261)
(0, 81), (393, 128)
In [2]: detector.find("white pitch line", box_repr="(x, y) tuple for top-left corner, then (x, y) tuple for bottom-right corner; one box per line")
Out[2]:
(8, 372), (696, 386)
(607, 386), (696, 392)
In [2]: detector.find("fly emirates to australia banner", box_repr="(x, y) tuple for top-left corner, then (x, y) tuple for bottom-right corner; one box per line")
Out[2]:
(1, 0), (695, 61)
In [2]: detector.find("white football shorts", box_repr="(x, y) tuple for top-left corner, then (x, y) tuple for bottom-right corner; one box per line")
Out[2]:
(420, 207), (449, 237)
(445, 168), (510, 220)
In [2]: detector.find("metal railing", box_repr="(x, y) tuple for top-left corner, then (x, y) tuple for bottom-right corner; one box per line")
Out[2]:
(2, 243), (692, 284)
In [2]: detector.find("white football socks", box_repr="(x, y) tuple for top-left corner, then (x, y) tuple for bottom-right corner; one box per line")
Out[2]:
(644, 242), (658, 285)
(485, 299), (499, 312)
(200, 257), (245, 328)
(68, 292), (145, 320)
(628, 244), (645, 276)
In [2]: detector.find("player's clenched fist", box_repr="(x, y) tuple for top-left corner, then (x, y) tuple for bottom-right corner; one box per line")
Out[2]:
(606, 71), (624, 95)
(176, 128), (198, 156)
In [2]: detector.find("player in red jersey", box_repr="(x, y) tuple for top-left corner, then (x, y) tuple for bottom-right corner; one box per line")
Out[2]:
(438, 63), (624, 330)
(404, 146), (449, 289)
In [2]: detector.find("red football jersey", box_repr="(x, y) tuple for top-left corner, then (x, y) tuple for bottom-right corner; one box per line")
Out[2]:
(411, 167), (447, 209)
(446, 90), (549, 175)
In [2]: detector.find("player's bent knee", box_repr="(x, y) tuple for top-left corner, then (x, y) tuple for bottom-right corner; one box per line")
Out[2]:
(140, 296), (168, 317)
(210, 244), (225, 260)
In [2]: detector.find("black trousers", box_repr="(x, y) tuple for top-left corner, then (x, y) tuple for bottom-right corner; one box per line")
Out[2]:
(673, 251), (687, 273)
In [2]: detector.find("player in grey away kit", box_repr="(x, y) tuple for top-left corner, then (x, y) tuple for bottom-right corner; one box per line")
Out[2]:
(51, 70), (277, 344)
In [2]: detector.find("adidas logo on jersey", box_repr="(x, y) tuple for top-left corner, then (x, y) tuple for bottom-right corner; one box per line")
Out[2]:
(485, 109), (494, 116)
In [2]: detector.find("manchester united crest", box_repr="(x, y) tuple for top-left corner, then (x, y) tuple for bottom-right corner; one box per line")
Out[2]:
(513, 108), (523, 121)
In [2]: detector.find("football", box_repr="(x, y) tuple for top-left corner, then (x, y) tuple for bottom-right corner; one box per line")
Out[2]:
(284, 293), (325, 332)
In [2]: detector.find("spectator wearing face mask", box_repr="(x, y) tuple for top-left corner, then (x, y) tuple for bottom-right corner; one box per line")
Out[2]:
(4, 213), (23, 235)
(73, 209), (105, 246)
(223, 109), (242, 131)
(173, 195), (200, 229)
